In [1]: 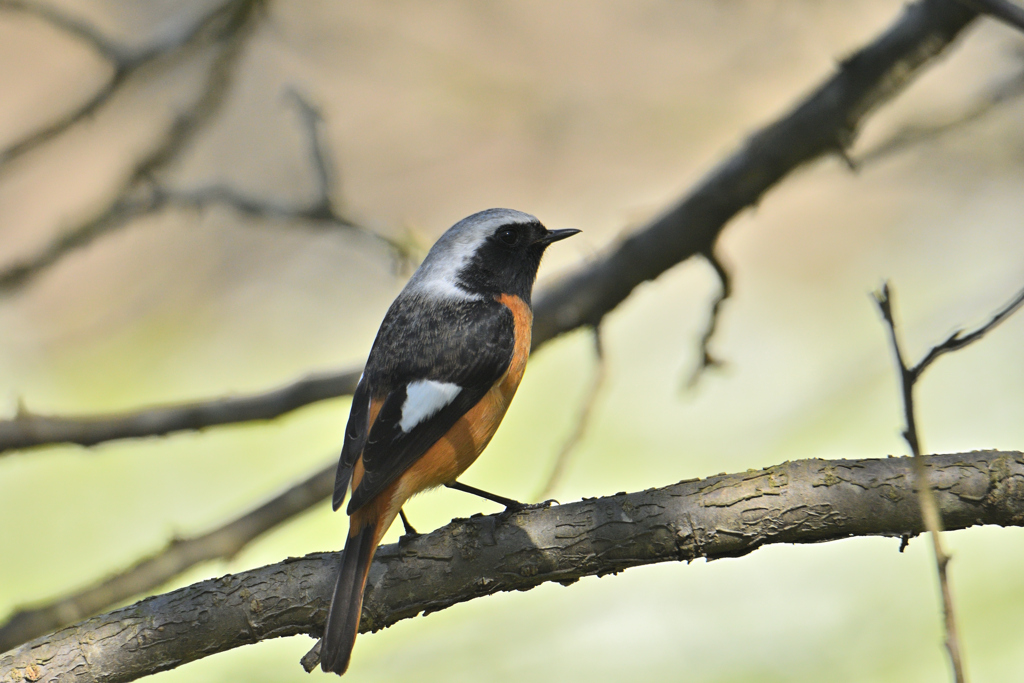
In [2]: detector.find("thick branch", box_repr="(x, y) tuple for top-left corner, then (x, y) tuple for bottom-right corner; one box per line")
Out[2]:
(3, 451), (1023, 683)
(0, 461), (335, 653)
(0, 0), (980, 455)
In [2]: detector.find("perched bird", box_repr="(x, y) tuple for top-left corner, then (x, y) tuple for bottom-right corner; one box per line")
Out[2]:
(319, 208), (578, 675)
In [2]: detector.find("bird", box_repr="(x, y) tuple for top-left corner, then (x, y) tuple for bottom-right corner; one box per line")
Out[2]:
(319, 208), (579, 675)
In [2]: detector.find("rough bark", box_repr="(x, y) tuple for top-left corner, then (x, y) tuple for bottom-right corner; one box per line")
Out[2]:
(3, 451), (1023, 683)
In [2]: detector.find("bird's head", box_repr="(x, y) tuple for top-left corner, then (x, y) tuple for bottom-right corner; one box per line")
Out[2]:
(406, 208), (579, 304)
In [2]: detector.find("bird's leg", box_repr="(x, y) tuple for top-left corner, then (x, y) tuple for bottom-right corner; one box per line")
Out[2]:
(445, 481), (525, 510)
(398, 508), (418, 537)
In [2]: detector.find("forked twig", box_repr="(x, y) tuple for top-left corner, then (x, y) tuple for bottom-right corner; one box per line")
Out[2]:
(873, 281), (1024, 683)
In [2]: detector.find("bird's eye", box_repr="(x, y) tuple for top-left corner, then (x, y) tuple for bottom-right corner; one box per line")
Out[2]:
(496, 228), (519, 246)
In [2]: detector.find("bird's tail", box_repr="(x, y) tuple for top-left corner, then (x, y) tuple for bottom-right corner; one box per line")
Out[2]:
(320, 519), (380, 675)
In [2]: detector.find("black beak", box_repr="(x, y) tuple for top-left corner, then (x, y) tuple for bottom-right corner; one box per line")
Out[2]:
(535, 228), (581, 245)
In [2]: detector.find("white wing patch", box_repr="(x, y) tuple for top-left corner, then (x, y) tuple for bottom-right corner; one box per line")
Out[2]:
(400, 380), (463, 433)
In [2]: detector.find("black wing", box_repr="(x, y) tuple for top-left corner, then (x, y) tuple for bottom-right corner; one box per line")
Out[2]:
(346, 298), (515, 514)
(332, 377), (371, 511)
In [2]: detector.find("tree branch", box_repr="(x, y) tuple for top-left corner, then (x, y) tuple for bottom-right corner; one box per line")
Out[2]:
(0, 0), (254, 168)
(0, 460), (335, 653)
(0, 0), (981, 455)
(855, 60), (1024, 166)
(0, 0), (263, 294)
(956, 0), (1024, 32)
(0, 370), (360, 452)
(2, 451), (1023, 682)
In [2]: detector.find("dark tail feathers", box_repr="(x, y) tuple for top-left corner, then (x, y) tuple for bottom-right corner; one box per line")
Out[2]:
(320, 522), (378, 675)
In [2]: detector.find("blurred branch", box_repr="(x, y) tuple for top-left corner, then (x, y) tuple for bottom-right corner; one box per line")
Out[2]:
(529, 0), (977, 346)
(685, 249), (732, 388)
(0, 0), (981, 455)
(855, 61), (1024, 165)
(534, 327), (606, 500)
(873, 282), (1024, 683)
(4, 450), (1024, 681)
(0, 370), (360, 452)
(956, 0), (1024, 32)
(0, 460), (335, 653)
(0, 0), (255, 168)
(0, 0), (263, 293)
(154, 89), (416, 263)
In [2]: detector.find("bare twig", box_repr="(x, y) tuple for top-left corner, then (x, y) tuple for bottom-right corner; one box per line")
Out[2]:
(534, 327), (606, 500)
(3, 451), (1023, 682)
(910, 284), (1024, 375)
(871, 282), (1023, 683)
(686, 249), (732, 388)
(158, 90), (415, 262)
(856, 62), (1024, 165)
(956, 0), (1024, 32)
(0, 0), (262, 293)
(0, 0), (981, 454)
(0, 459), (336, 652)
(0, 0), (253, 168)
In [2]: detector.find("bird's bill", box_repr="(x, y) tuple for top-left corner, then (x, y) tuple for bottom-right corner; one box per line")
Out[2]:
(535, 228), (581, 245)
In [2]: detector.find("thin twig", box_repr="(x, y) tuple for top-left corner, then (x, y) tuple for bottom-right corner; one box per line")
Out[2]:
(871, 281), (1024, 683)
(4, 451), (1024, 683)
(686, 249), (732, 388)
(0, 0), (250, 168)
(0, 460), (335, 652)
(535, 327), (606, 500)
(0, 0), (262, 293)
(956, 0), (1024, 32)
(856, 62), (1024, 165)
(911, 284), (1024, 376)
(157, 90), (415, 262)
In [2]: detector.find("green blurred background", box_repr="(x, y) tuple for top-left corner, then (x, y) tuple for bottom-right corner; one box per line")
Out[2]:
(2, 1), (1024, 681)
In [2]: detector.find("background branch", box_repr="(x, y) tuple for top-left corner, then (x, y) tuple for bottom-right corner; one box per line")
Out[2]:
(956, 0), (1024, 32)
(3, 451), (1023, 683)
(855, 57), (1024, 165)
(0, 0), (255, 168)
(0, 0), (981, 455)
(0, 370), (360, 452)
(0, 0), (262, 293)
